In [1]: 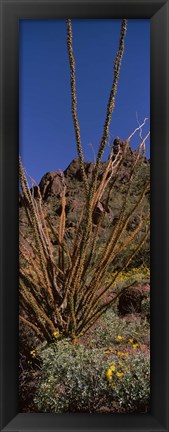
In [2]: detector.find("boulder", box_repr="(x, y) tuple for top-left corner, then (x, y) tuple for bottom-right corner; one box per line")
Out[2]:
(118, 284), (150, 316)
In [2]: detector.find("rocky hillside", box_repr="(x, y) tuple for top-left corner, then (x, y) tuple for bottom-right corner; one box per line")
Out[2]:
(19, 138), (150, 269)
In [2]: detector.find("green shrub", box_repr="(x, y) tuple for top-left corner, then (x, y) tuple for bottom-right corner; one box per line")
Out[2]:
(107, 352), (150, 411)
(90, 309), (150, 349)
(34, 340), (109, 412)
(34, 339), (150, 413)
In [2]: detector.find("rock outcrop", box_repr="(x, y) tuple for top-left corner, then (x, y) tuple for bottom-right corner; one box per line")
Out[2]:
(118, 284), (150, 316)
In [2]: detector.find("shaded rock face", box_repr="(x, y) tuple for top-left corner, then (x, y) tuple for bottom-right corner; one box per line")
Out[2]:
(39, 171), (64, 200)
(64, 159), (95, 182)
(113, 137), (127, 155)
(118, 284), (150, 316)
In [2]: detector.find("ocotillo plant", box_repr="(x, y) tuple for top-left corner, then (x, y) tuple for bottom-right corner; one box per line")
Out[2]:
(19, 19), (150, 343)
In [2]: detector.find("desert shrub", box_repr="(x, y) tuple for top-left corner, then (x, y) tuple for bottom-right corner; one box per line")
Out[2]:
(105, 352), (150, 411)
(115, 265), (150, 285)
(34, 340), (109, 412)
(89, 309), (150, 348)
(34, 339), (150, 413)
(103, 265), (150, 291)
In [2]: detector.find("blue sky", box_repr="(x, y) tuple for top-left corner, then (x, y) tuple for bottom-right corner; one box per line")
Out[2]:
(19, 19), (150, 184)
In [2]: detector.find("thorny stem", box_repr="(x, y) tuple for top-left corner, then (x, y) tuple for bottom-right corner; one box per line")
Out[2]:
(66, 19), (89, 197)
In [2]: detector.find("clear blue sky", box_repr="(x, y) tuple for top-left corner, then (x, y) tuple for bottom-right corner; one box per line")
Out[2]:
(19, 19), (150, 184)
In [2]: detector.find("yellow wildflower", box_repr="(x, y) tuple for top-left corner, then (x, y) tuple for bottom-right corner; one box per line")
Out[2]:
(104, 348), (114, 354)
(106, 369), (113, 381)
(53, 330), (59, 338)
(117, 335), (123, 340)
(116, 372), (124, 378)
(110, 364), (116, 372)
(30, 350), (36, 357)
(129, 338), (134, 344)
(117, 351), (129, 357)
(132, 343), (139, 349)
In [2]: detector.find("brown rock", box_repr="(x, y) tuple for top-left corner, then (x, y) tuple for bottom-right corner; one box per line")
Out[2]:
(92, 201), (104, 225)
(118, 284), (150, 316)
(39, 171), (63, 199)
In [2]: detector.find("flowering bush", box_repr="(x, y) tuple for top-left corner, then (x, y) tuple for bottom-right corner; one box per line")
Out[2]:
(114, 265), (150, 286)
(89, 309), (149, 348)
(34, 340), (109, 412)
(34, 339), (150, 413)
(105, 352), (150, 411)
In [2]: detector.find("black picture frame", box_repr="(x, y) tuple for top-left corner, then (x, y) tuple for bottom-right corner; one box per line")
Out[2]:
(0, 0), (169, 431)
